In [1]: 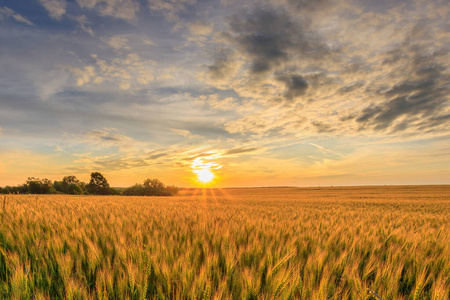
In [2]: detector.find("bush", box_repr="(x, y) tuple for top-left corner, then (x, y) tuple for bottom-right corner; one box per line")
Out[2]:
(123, 179), (178, 196)
(123, 184), (144, 196)
(67, 183), (83, 195)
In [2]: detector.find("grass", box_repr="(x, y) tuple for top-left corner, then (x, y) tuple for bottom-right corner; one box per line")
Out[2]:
(0, 185), (448, 299)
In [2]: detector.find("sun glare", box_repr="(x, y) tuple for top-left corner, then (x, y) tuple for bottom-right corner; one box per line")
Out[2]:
(195, 169), (214, 183)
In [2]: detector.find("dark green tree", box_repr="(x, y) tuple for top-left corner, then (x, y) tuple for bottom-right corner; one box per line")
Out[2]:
(62, 175), (80, 186)
(61, 175), (83, 194)
(26, 177), (54, 194)
(67, 183), (83, 194)
(123, 179), (177, 196)
(143, 178), (165, 196)
(86, 172), (110, 195)
(123, 184), (145, 196)
(53, 181), (64, 193)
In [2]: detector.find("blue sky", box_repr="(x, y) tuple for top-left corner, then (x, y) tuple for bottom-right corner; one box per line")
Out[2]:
(0, 0), (449, 187)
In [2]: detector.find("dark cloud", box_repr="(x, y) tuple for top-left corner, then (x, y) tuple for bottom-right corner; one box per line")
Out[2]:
(276, 74), (308, 101)
(338, 82), (365, 94)
(351, 40), (449, 133)
(284, 0), (330, 12)
(224, 147), (259, 155)
(85, 130), (132, 143)
(207, 48), (235, 80)
(227, 7), (328, 75)
(311, 121), (335, 133)
(148, 153), (168, 160)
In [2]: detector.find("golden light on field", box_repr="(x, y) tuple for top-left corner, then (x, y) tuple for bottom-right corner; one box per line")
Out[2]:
(194, 168), (214, 183)
(1, 186), (449, 299)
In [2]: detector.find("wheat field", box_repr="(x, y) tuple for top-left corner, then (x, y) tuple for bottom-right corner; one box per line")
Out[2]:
(0, 186), (449, 299)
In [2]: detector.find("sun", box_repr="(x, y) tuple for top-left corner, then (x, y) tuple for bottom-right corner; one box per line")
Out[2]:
(195, 169), (214, 183)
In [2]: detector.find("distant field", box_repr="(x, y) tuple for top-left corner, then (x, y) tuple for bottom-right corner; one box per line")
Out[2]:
(0, 186), (449, 299)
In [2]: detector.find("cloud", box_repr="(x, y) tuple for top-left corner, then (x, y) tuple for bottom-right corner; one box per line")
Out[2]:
(143, 39), (156, 46)
(227, 7), (328, 75)
(38, 0), (66, 20)
(171, 129), (201, 139)
(311, 121), (336, 133)
(211, 1), (450, 139)
(275, 73), (308, 101)
(197, 94), (239, 111)
(207, 48), (240, 81)
(350, 33), (450, 133)
(65, 65), (97, 87)
(84, 128), (137, 149)
(72, 153), (156, 171)
(148, 0), (196, 22)
(104, 35), (131, 51)
(35, 69), (72, 100)
(72, 15), (94, 36)
(76, 0), (140, 21)
(65, 53), (155, 89)
(189, 20), (213, 36)
(225, 111), (280, 135)
(224, 147), (259, 155)
(0, 7), (34, 25)
(281, 0), (330, 12)
(148, 153), (168, 159)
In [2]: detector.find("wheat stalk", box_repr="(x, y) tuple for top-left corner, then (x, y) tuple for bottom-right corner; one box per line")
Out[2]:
(2, 195), (6, 218)
(367, 288), (383, 300)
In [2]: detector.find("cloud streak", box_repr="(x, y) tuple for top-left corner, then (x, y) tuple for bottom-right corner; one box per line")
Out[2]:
(0, 7), (34, 25)
(38, 0), (66, 20)
(76, 0), (140, 21)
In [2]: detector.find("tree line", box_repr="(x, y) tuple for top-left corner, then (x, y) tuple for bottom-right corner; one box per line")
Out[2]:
(0, 172), (179, 196)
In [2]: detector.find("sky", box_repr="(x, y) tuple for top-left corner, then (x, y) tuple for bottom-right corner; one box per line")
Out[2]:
(0, 0), (449, 188)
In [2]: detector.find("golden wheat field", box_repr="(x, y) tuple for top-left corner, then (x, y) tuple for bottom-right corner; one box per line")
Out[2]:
(0, 186), (449, 299)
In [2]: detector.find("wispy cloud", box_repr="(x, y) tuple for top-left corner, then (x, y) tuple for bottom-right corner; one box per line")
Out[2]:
(224, 147), (259, 156)
(72, 15), (94, 36)
(189, 20), (213, 36)
(76, 0), (140, 21)
(0, 7), (34, 25)
(148, 0), (196, 21)
(65, 53), (155, 89)
(103, 35), (131, 51)
(171, 129), (201, 139)
(38, 0), (66, 20)
(84, 128), (136, 148)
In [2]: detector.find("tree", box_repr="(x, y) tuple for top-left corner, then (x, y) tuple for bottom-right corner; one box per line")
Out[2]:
(86, 172), (110, 195)
(53, 181), (64, 193)
(143, 178), (165, 196)
(165, 185), (179, 196)
(123, 178), (178, 196)
(62, 175), (80, 186)
(61, 175), (83, 194)
(67, 183), (83, 195)
(123, 184), (144, 196)
(26, 177), (53, 194)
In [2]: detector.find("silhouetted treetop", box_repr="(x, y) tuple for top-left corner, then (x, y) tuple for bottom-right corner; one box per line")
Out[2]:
(87, 172), (110, 195)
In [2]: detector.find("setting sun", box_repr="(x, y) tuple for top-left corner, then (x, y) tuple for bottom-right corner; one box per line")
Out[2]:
(195, 169), (214, 183)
